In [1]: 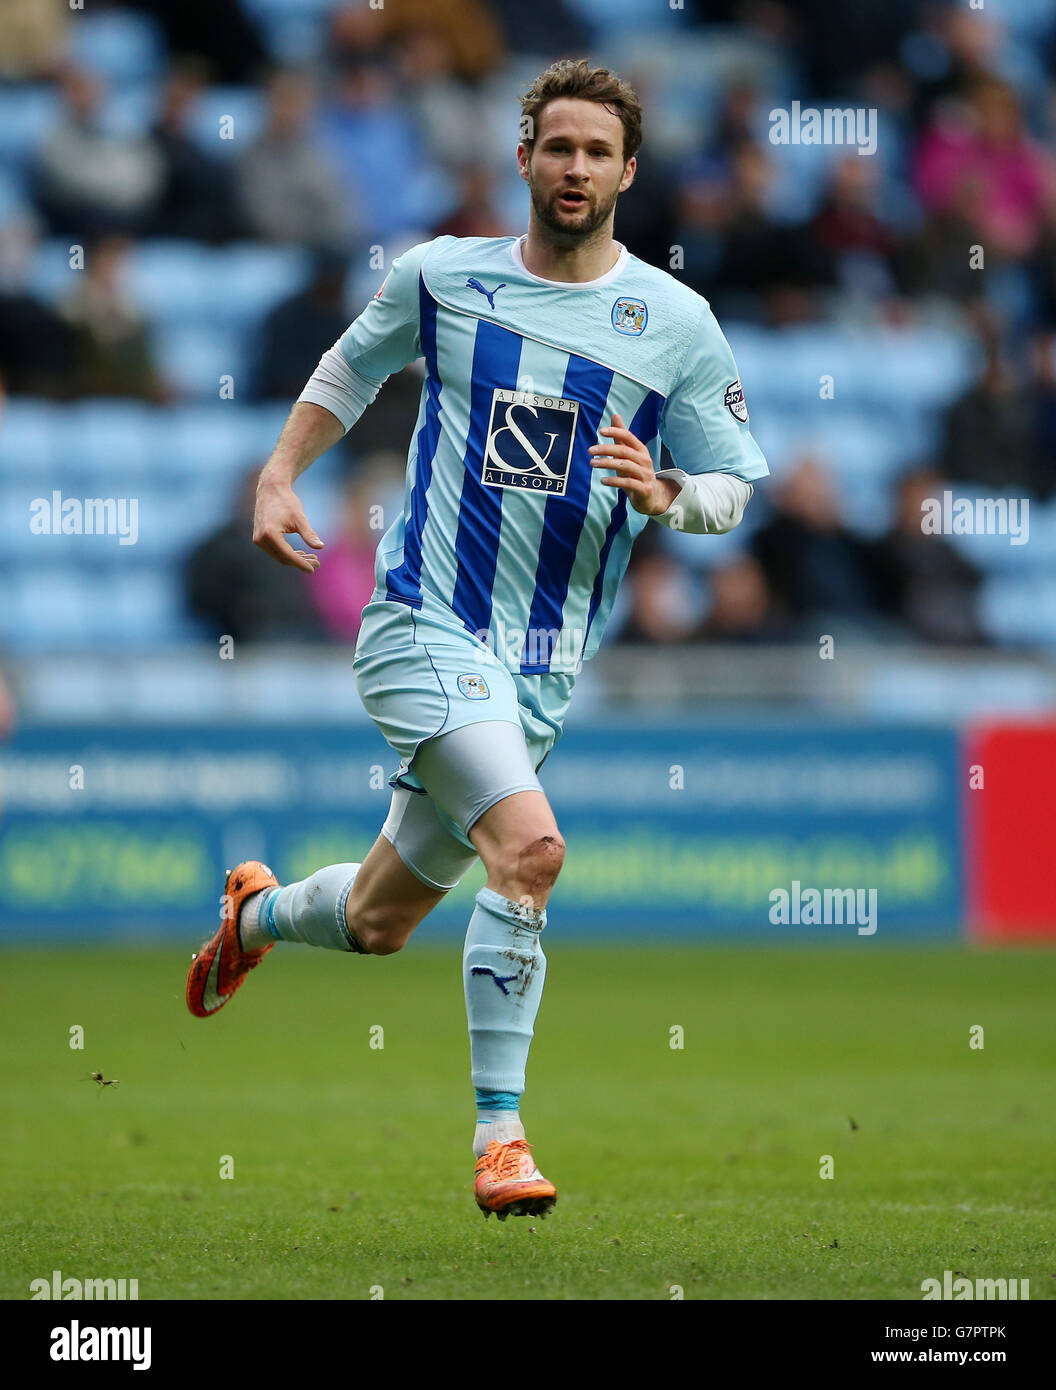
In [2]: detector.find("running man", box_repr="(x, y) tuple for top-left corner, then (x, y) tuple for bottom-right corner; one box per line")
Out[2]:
(186, 58), (768, 1221)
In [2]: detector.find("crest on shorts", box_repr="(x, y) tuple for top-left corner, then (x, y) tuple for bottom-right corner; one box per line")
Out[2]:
(611, 297), (648, 336)
(724, 378), (749, 423)
(457, 673), (490, 700)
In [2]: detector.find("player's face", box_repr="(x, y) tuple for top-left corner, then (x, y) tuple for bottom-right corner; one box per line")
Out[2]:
(519, 99), (636, 243)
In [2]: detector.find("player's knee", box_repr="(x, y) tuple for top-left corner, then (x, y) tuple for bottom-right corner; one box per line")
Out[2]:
(345, 902), (413, 956)
(504, 831), (566, 899)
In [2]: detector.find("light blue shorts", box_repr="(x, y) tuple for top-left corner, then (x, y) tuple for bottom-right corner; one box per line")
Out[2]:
(352, 598), (575, 882)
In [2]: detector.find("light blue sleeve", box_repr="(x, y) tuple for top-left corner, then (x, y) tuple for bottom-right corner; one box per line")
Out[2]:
(658, 306), (769, 482)
(338, 238), (445, 381)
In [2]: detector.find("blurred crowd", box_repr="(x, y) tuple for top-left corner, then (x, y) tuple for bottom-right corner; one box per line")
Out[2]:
(2, 0), (1056, 650)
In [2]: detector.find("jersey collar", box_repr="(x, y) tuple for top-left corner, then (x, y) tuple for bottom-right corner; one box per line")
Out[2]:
(510, 234), (629, 289)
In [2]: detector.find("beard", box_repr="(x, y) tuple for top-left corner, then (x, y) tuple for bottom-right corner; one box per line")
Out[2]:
(528, 176), (620, 245)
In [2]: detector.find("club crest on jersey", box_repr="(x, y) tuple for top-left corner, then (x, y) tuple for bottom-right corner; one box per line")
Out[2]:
(482, 388), (579, 497)
(611, 297), (647, 336)
(724, 378), (749, 423)
(457, 673), (490, 700)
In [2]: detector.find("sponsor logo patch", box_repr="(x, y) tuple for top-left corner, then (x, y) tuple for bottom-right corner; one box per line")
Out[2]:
(457, 673), (490, 700)
(724, 378), (749, 423)
(722, 378), (744, 419)
(482, 388), (578, 497)
(611, 297), (648, 336)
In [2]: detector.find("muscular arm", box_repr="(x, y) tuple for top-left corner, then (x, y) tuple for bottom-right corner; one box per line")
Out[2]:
(252, 402), (345, 572)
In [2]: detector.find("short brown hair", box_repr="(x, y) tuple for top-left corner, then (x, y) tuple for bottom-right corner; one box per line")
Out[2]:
(520, 59), (643, 163)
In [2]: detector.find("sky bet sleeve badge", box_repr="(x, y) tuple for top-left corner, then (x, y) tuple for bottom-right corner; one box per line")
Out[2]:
(611, 297), (648, 336)
(724, 378), (749, 423)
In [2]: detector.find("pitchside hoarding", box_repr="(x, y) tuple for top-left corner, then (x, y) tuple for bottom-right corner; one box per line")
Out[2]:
(0, 722), (962, 939)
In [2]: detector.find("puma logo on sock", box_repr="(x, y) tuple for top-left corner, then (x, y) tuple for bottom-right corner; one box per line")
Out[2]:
(471, 966), (519, 996)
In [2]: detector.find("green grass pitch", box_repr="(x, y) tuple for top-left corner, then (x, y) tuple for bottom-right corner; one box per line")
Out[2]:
(2, 941), (1053, 1300)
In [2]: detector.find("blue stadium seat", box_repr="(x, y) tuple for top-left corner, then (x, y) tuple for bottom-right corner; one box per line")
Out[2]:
(151, 404), (275, 480)
(4, 568), (93, 649)
(213, 244), (311, 323)
(0, 401), (58, 476)
(26, 237), (92, 306)
(980, 575), (1056, 646)
(133, 480), (229, 561)
(184, 88), (266, 159)
(128, 241), (309, 325)
(0, 163), (29, 218)
(70, 9), (164, 86)
(0, 84), (63, 167)
(62, 400), (155, 472)
(156, 323), (247, 400)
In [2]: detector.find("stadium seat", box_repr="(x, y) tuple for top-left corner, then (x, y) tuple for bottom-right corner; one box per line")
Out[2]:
(0, 401), (58, 476)
(156, 323), (247, 400)
(70, 9), (164, 87)
(184, 88), (267, 159)
(128, 241), (309, 326)
(980, 575), (1056, 647)
(0, 85), (63, 168)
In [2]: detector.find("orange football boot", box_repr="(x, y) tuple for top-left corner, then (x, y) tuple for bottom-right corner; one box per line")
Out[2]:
(474, 1139), (557, 1221)
(186, 861), (279, 1018)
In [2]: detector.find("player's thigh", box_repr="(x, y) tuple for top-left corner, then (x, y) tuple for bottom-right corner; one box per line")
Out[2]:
(346, 783), (481, 952)
(411, 720), (564, 900)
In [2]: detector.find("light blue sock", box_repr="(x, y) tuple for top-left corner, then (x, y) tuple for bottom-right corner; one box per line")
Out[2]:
(473, 1088), (525, 1158)
(255, 864), (366, 952)
(463, 886), (547, 1099)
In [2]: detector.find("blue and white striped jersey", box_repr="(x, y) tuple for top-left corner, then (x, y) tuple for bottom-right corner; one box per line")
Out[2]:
(335, 234), (768, 675)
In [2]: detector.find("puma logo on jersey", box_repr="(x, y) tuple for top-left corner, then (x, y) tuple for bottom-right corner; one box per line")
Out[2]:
(467, 277), (507, 310)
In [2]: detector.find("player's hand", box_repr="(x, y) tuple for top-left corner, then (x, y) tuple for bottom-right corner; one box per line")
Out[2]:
(588, 413), (680, 516)
(252, 476), (324, 572)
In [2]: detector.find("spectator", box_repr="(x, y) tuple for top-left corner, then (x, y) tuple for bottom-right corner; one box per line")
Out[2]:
(433, 167), (510, 239)
(0, 0), (68, 80)
(308, 455), (405, 642)
(235, 70), (352, 249)
(749, 455), (887, 633)
(809, 155), (900, 296)
(253, 251), (351, 403)
(148, 62), (235, 242)
(33, 66), (164, 238)
(340, 363), (427, 464)
(617, 528), (706, 643)
(0, 286), (75, 398)
(318, 54), (452, 241)
(58, 235), (167, 400)
(1031, 332), (1056, 501)
(364, 0), (505, 84)
(185, 468), (327, 643)
(122, 0), (267, 85)
(938, 327), (1045, 499)
(871, 468), (984, 645)
(700, 556), (785, 643)
(0, 660), (15, 740)
(0, 215), (75, 397)
(680, 141), (835, 324)
(913, 77), (1055, 261)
